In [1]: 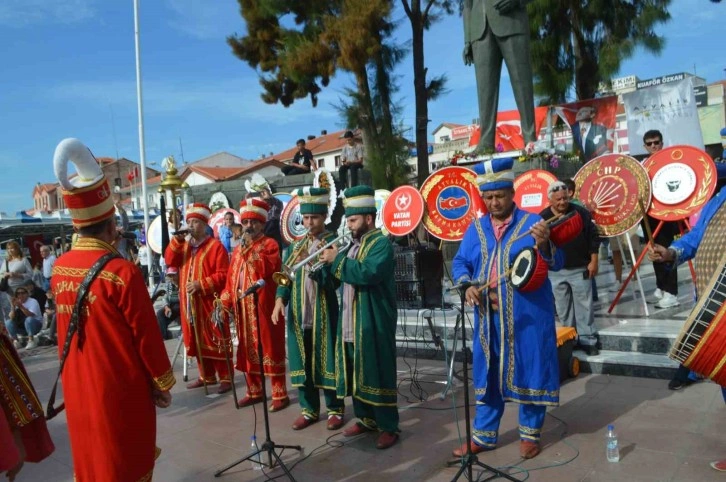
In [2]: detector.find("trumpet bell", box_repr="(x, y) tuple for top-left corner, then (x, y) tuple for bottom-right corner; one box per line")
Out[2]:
(272, 271), (292, 287)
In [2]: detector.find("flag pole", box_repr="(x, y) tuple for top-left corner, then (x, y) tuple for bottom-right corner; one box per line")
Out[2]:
(133, 0), (153, 287)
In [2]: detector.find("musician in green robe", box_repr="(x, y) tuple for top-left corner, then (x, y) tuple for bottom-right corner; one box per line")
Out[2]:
(318, 185), (399, 450)
(272, 187), (345, 431)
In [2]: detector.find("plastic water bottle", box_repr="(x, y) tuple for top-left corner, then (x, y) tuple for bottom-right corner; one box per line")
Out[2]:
(250, 435), (262, 470)
(606, 425), (620, 462)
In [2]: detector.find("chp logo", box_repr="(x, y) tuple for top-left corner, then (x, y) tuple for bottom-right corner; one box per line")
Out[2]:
(421, 166), (480, 241)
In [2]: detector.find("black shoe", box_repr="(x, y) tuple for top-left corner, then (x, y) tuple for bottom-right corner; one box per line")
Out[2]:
(668, 378), (693, 391)
(582, 345), (599, 356)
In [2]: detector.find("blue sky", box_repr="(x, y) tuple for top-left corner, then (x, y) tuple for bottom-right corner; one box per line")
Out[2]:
(1, 0), (723, 213)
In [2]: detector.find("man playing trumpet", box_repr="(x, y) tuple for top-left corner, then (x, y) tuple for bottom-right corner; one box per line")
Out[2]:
(221, 198), (289, 411)
(272, 187), (345, 431)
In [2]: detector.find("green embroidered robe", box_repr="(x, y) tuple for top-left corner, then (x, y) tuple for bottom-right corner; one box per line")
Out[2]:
(276, 231), (340, 390)
(331, 229), (398, 406)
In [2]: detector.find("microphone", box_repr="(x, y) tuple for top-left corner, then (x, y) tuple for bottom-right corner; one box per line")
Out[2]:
(447, 278), (485, 292)
(240, 279), (265, 298)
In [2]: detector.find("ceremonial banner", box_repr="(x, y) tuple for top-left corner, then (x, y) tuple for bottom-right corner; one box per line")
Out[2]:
(469, 107), (549, 151)
(623, 77), (703, 156)
(24, 234), (45, 267)
(554, 96), (618, 163)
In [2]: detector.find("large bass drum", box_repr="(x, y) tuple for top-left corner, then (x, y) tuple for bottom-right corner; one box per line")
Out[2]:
(669, 256), (726, 386)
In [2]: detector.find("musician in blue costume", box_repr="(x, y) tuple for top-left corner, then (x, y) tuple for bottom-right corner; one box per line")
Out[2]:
(650, 183), (726, 472)
(451, 157), (564, 460)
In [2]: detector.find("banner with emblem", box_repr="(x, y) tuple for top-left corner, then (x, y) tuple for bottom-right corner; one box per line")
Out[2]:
(623, 77), (703, 156)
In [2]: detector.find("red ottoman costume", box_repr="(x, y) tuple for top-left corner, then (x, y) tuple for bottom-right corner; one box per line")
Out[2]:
(51, 138), (175, 481)
(165, 203), (231, 386)
(221, 198), (287, 405)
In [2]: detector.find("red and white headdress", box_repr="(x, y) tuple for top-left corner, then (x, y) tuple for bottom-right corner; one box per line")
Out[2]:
(53, 138), (115, 228)
(186, 203), (211, 223)
(239, 198), (269, 222)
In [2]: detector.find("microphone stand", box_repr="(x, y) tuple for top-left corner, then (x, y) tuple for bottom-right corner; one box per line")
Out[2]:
(447, 282), (519, 482)
(215, 289), (301, 480)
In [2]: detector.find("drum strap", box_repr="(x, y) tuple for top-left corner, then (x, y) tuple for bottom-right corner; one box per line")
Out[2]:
(46, 252), (119, 420)
(694, 203), (726, 296)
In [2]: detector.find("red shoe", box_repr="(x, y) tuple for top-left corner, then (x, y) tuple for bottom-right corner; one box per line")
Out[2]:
(376, 431), (399, 450)
(327, 414), (344, 431)
(520, 440), (541, 459)
(269, 397), (290, 412)
(186, 379), (216, 390)
(237, 395), (263, 407)
(217, 382), (232, 394)
(711, 460), (726, 472)
(291, 415), (317, 430)
(452, 441), (492, 457)
(342, 422), (374, 437)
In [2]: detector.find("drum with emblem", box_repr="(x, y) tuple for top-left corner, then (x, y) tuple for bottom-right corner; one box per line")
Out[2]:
(574, 154), (651, 237)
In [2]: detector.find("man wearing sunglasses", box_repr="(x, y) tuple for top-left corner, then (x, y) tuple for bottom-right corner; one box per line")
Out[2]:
(641, 129), (681, 311)
(5, 288), (43, 350)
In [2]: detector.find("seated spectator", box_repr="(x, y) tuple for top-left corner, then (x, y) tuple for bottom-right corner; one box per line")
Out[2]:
(5, 287), (43, 350)
(0, 285), (12, 323)
(339, 130), (365, 188)
(282, 139), (317, 176)
(39, 288), (57, 345)
(157, 267), (180, 340)
(23, 279), (46, 314)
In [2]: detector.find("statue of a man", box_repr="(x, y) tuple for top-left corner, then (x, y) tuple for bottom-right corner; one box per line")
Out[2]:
(463, 0), (536, 153)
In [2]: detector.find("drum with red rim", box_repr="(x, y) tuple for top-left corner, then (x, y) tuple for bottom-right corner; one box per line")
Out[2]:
(510, 247), (548, 292)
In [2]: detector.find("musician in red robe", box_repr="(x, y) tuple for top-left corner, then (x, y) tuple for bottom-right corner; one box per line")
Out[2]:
(1, 324), (55, 480)
(221, 198), (289, 411)
(165, 203), (232, 393)
(51, 138), (174, 481)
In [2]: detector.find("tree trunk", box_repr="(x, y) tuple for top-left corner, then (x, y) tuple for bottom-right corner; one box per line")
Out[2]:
(411, 12), (429, 187)
(354, 67), (381, 180)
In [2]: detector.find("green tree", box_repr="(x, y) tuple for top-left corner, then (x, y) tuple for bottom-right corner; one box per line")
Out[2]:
(227, 0), (408, 187)
(400, 0), (454, 186)
(528, 0), (671, 103)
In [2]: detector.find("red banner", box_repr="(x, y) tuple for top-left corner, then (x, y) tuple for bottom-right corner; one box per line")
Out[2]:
(469, 107), (549, 152)
(24, 235), (45, 268)
(554, 96), (618, 162)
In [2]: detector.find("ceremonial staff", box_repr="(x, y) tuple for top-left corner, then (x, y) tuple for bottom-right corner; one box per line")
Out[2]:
(187, 262), (208, 396)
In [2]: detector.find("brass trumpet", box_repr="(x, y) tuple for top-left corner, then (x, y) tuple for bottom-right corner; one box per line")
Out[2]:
(272, 234), (351, 287)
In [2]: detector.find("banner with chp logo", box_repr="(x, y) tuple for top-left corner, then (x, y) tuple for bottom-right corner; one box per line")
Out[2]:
(623, 77), (703, 156)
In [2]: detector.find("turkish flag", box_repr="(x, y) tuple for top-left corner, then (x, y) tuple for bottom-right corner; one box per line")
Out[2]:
(469, 107), (549, 151)
(24, 234), (45, 268)
(467, 181), (487, 218)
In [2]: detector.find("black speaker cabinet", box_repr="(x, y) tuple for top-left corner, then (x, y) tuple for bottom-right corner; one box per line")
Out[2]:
(393, 247), (443, 309)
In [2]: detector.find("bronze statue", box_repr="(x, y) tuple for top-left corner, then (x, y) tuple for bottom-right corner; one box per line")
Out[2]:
(463, 0), (536, 153)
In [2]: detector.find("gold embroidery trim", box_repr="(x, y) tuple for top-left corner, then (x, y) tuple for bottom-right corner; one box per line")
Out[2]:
(50, 266), (126, 287)
(153, 368), (176, 391)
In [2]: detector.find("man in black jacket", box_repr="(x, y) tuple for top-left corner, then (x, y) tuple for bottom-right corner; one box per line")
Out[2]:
(540, 181), (601, 355)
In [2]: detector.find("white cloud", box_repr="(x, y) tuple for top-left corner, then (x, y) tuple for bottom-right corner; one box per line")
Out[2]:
(164, 0), (243, 40)
(0, 0), (96, 27)
(46, 77), (339, 124)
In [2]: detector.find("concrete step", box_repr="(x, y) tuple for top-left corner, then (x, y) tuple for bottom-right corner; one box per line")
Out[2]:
(574, 349), (679, 380)
(596, 318), (684, 355)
